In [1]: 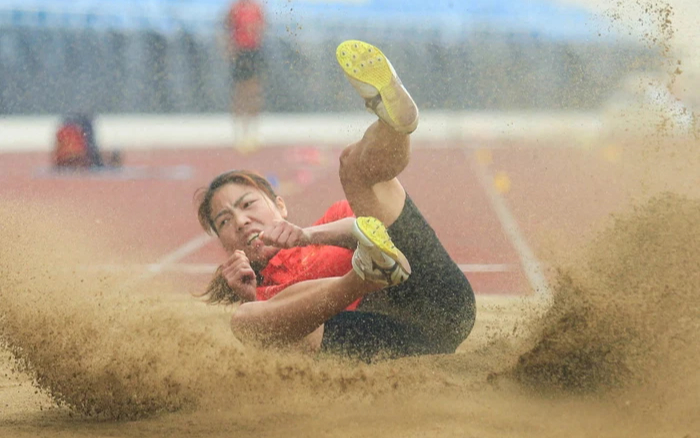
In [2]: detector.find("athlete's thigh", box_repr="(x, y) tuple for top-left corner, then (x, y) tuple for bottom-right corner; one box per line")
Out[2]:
(320, 311), (435, 362)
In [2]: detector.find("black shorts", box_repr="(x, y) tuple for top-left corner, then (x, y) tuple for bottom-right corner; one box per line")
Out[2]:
(231, 49), (264, 82)
(321, 195), (476, 362)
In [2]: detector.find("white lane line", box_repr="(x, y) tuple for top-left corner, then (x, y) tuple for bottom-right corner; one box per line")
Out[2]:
(83, 262), (514, 275)
(465, 149), (553, 305)
(112, 233), (214, 292)
(148, 233), (214, 273)
(80, 263), (217, 275)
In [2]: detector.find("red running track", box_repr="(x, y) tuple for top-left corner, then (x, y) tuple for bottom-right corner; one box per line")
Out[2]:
(0, 141), (632, 297)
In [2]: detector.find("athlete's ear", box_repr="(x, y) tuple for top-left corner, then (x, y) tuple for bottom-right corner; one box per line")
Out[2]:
(275, 196), (288, 219)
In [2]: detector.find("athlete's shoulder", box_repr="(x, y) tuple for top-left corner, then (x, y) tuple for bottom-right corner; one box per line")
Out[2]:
(314, 200), (355, 225)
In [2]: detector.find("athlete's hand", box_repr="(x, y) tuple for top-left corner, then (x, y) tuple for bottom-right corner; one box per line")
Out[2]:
(259, 220), (311, 249)
(221, 250), (256, 302)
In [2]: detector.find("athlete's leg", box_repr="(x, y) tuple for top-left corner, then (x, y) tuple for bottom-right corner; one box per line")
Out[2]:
(244, 75), (263, 116)
(232, 52), (262, 148)
(332, 41), (476, 356)
(243, 76), (262, 147)
(339, 122), (409, 226)
(335, 40), (419, 226)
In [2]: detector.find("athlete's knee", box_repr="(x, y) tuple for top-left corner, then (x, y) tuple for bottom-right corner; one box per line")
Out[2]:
(339, 143), (364, 188)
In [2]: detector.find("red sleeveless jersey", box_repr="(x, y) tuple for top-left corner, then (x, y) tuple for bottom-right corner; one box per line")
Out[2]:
(256, 201), (360, 310)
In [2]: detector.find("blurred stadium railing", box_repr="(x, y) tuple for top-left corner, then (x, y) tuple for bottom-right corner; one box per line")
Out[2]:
(0, 0), (656, 115)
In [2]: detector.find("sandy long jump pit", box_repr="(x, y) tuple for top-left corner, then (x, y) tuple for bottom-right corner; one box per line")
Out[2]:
(1, 129), (700, 437)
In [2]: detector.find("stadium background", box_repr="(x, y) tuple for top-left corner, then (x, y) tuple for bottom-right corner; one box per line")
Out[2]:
(0, 0), (655, 115)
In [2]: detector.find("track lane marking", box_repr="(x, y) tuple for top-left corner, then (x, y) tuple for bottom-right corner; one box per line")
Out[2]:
(465, 148), (553, 307)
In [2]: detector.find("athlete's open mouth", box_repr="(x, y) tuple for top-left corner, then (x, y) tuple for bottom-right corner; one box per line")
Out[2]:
(246, 233), (260, 245)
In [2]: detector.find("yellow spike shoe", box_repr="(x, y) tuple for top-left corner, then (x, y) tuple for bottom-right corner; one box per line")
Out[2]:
(336, 40), (419, 134)
(351, 217), (411, 286)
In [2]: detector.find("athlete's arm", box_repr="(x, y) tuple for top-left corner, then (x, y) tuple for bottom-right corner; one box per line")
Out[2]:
(305, 217), (356, 248)
(260, 217), (356, 249)
(231, 272), (380, 346)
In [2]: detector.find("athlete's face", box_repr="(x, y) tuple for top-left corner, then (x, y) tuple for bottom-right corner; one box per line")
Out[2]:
(210, 182), (288, 265)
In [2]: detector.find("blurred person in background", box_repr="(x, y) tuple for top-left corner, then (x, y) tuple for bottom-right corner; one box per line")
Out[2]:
(222, 0), (266, 150)
(195, 40), (476, 362)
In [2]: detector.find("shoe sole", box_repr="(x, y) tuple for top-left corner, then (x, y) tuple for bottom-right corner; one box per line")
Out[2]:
(336, 40), (407, 130)
(353, 217), (412, 276)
